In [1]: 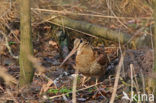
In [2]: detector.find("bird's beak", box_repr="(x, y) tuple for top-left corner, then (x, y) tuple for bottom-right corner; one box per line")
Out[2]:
(59, 47), (78, 67)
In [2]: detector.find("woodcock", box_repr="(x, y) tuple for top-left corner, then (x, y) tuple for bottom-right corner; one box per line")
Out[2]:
(60, 38), (109, 84)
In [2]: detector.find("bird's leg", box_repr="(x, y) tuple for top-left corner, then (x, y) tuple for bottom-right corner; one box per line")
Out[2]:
(82, 76), (87, 86)
(85, 77), (91, 83)
(95, 76), (100, 85)
(82, 76), (91, 86)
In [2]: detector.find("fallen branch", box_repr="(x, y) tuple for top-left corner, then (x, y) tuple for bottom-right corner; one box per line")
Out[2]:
(46, 16), (151, 48)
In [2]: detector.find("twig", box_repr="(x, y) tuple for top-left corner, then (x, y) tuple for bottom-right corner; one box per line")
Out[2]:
(49, 82), (103, 99)
(109, 54), (124, 103)
(130, 64), (133, 103)
(149, 25), (154, 68)
(125, 27), (145, 46)
(95, 85), (106, 99)
(0, 30), (18, 59)
(109, 31), (124, 103)
(106, 0), (130, 31)
(119, 77), (130, 86)
(39, 78), (53, 95)
(132, 64), (140, 95)
(130, 64), (143, 103)
(0, 0), (12, 18)
(10, 30), (20, 43)
(46, 20), (98, 38)
(31, 8), (152, 20)
(72, 69), (78, 103)
(48, 81), (124, 101)
(140, 69), (146, 103)
(32, 10), (98, 39)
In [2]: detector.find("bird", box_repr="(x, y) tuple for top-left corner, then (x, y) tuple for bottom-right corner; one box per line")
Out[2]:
(60, 38), (109, 85)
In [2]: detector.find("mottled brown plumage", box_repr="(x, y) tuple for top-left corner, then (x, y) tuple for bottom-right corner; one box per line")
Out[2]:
(60, 38), (108, 84)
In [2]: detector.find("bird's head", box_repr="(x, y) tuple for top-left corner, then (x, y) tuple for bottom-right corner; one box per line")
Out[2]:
(60, 38), (89, 67)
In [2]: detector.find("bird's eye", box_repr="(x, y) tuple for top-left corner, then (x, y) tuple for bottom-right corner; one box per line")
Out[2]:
(80, 39), (83, 43)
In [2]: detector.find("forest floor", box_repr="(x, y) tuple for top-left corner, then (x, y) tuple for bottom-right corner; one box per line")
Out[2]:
(0, 0), (155, 102)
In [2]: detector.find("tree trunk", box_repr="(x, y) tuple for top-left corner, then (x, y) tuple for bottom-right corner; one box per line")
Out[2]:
(19, 0), (34, 87)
